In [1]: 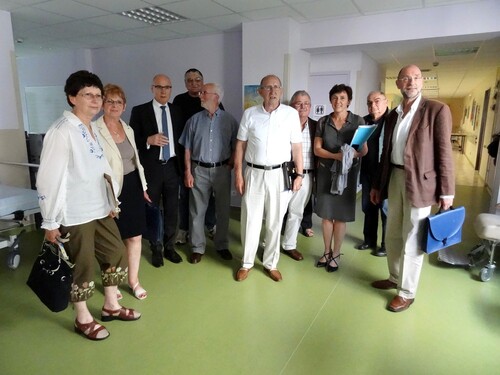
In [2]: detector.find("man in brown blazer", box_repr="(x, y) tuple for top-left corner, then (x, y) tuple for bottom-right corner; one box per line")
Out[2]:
(370, 64), (455, 312)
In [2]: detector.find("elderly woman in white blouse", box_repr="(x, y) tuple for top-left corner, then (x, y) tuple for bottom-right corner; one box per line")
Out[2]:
(37, 71), (141, 341)
(96, 84), (151, 301)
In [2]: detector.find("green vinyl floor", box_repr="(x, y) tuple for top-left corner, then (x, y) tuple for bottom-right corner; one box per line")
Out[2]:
(1, 168), (499, 375)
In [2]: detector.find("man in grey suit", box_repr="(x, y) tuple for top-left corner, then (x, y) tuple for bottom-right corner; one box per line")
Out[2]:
(370, 64), (455, 312)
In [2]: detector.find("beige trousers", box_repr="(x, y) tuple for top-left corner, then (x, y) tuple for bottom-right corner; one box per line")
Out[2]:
(386, 168), (431, 299)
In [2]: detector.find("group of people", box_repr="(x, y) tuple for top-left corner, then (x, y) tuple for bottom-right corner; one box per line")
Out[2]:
(35, 63), (454, 341)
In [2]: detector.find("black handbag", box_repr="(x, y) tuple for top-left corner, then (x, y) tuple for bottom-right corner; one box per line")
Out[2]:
(26, 236), (74, 312)
(423, 206), (466, 254)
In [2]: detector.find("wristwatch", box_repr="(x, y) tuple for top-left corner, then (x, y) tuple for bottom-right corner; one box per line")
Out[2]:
(295, 173), (304, 178)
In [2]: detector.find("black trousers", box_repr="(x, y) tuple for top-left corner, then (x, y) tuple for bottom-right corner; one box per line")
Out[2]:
(146, 158), (179, 250)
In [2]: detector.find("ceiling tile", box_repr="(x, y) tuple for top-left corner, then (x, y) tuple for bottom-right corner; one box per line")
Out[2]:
(33, 0), (109, 19)
(10, 6), (73, 24)
(290, 0), (359, 20)
(163, 0), (234, 19)
(72, 0), (151, 13)
(241, 5), (306, 22)
(162, 20), (217, 35)
(353, 0), (422, 14)
(87, 14), (149, 31)
(213, 0), (284, 13)
(198, 13), (248, 31)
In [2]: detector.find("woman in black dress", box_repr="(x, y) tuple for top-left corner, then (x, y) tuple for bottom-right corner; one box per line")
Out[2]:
(314, 84), (368, 272)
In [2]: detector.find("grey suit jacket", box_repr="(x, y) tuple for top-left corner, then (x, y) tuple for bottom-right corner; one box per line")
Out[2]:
(374, 97), (455, 208)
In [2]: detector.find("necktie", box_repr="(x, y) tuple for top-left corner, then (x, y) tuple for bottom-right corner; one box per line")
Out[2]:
(161, 105), (170, 160)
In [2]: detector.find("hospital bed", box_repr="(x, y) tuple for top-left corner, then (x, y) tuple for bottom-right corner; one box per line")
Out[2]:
(0, 184), (40, 269)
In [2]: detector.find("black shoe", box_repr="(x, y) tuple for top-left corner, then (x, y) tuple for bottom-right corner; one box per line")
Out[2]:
(151, 243), (164, 268)
(355, 242), (374, 250)
(326, 253), (341, 273)
(164, 248), (183, 263)
(316, 252), (331, 268)
(372, 246), (387, 257)
(217, 249), (233, 260)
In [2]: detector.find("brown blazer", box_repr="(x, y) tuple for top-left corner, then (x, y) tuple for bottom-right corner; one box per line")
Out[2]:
(373, 97), (455, 208)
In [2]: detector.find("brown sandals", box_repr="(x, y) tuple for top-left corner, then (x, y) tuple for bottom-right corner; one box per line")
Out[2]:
(101, 306), (141, 322)
(74, 319), (110, 341)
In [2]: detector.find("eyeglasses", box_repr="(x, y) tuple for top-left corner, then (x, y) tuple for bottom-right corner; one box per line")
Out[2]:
(186, 78), (202, 84)
(260, 85), (281, 91)
(397, 76), (423, 83)
(104, 99), (124, 106)
(367, 98), (386, 106)
(79, 92), (102, 101)
(293, 102), (311, 108)
(153, 85), (172, 90)
(198, 91), (218, 96)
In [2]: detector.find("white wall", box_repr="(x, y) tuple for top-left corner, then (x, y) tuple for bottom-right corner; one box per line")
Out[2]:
(0, 10), (29, 187)
(92, 32), (242, 122)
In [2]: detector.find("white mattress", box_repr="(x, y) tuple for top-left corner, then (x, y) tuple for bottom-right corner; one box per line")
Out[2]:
(0, 184), (40, 217)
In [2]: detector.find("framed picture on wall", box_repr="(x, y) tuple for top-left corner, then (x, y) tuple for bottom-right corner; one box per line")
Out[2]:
(243, 85), (262, 110)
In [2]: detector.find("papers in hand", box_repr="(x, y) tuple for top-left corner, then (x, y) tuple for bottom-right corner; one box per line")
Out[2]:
(104, 174), (120, 218)
(350, 124), (377, 151)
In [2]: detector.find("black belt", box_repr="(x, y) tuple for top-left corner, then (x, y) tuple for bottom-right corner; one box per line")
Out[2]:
(303, 169), (314, 174)
(193, 159), (229, 168)
(391, 163), (405, 170)
(247, 162), (281, 170)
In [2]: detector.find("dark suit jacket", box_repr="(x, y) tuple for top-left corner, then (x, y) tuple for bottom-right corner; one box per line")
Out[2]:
(129, 101), (184, 177)
(361, 109), (388, 182)
(373, 98), (454, 208)
(307, 117), (318, 168)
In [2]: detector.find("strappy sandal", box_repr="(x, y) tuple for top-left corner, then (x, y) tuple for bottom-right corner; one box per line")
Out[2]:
(130, 282), (147, 300)
(316, 251), (332, 268)
(74, 319), (110, 341)
(101, 306), (141, 322)
(326, 253), (342, 273)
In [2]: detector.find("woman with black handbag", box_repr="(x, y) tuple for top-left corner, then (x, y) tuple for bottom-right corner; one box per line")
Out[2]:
(36, 71), (141, 341)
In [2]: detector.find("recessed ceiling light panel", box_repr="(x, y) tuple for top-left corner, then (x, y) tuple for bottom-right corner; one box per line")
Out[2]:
(121, 6), (187, 25)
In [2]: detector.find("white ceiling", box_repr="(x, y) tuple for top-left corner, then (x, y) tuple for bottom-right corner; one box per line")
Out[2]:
(1, 0), (499, 98)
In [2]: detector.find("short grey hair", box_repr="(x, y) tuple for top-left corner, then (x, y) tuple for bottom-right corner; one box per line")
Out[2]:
(209, 83), (224, 102)
(290, 90), (311, 105)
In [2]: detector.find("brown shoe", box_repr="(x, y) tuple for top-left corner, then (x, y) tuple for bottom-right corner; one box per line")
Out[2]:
(264, 268), (283, 282)
(371, 279), (397, 290)
(388, 295), (414, 312)
(189, 252), (203, 264)
(236, 267), (251, 282)
(283, 249), (304, 261)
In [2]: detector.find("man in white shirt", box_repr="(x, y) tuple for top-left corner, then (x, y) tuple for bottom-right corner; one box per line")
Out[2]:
(234, 75), (303, 282)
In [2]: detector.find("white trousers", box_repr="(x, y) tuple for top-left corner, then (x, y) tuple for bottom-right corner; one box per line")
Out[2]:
(241, 167), (291, 270)
(386, 168), (431, 299)
(282, 173), (313, 250)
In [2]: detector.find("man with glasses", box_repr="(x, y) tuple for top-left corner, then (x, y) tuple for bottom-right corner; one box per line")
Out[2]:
(355, 91), (389, 257)
(281, 90), (317, 262)
(234, 75), (303, 282)
(173, 69), (223, 245)
(130, 74), (184, 267)
(179, 83), (238, 264)
(370, 65), (454, 312)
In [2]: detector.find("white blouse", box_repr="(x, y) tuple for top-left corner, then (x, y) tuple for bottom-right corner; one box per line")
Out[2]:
(36, 110), (118, 230)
